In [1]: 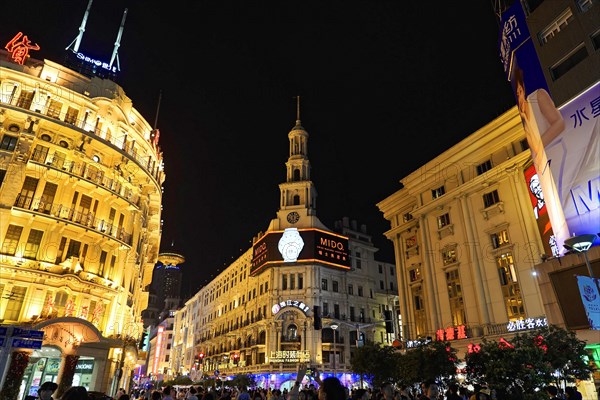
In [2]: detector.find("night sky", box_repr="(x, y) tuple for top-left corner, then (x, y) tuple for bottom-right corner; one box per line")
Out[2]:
(4, 1), (516, 297)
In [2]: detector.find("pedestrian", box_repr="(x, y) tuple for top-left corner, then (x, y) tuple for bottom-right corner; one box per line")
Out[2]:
(163, 386), (176, 400)
(38, 381), (59, 400)
(317, 378), (346, 400)
(151, 391), (162, 400)
(117, 388), (126, 398)
(60, 386), (89, 400)
(445, 383), (461, 400)
(188, 387), (200, 400)
(119, 395), (131, 400)
(381, 383), (394, 400)
(352, 389), (369, 400)
(546, 386), (560, 400)
(565, 387), (582, 400)
(421, 383), (438, 400)
(468, 385), (488, 400)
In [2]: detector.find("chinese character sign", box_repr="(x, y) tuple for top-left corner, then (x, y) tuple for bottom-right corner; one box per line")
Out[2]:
(5, 32), (40, 65)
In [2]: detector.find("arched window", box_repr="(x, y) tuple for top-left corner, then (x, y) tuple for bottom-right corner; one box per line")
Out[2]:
(258, 331), (266, 344)
(293, 169), (301, 181)
(287, 324), (298, 339)
(293, 195), (300, 205)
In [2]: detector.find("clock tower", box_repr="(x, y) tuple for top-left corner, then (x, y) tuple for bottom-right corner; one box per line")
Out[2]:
(268, 96), (328, 231)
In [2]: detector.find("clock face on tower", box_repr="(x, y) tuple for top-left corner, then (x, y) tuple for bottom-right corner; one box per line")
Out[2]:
(287, 211), (300, 224)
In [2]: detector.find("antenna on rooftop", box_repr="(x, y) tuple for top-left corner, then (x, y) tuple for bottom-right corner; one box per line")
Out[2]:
(154, 90), (163, 130)
(66, 0), (93, 52)
(109, 8), (128, 71)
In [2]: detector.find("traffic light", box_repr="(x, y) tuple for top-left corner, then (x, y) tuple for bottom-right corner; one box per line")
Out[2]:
(313, 305), (322, 330)
(384, 310), (393, 333)
(139, 331), (147, 349)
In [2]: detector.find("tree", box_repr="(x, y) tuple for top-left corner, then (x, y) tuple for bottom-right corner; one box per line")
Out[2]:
(465, 325), (595, 400)
(398, 341), (459, 388)
(229, 374), (256, 390)
(350, 342), (401, 387)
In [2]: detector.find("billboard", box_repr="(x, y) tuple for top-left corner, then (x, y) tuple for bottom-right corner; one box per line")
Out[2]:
(500, 2), (600, 256)
(251, 228), (350, 275)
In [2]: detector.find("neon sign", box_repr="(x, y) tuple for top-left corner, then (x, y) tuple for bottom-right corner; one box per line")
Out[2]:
(75, 52), (117, 72)
(435, 325), (467, 341)
(5, 32), (40, 65)
(269, 350), (310, 363)
(271, 300), (310, 315)
(152, 326), (164, 374)
(506, 316), (547, 332)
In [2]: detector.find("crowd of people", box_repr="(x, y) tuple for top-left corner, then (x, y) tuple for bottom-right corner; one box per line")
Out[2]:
(33, 374), (585, 400)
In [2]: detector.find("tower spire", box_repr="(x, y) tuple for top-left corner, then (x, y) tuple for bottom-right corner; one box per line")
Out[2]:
(296, 95), (301, 123)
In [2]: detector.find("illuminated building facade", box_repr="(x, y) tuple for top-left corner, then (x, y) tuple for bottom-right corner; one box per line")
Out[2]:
(0, 36), (164, 398)
(169, 115), (398, 390)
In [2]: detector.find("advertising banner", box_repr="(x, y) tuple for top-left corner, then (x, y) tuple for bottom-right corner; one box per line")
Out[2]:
(576, 275), (600, 330)
(500, 2), (600, 255)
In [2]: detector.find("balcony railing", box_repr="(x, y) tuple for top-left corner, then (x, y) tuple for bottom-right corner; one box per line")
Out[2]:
(280, 335), (301, 343)
(13, 195), (133, 246)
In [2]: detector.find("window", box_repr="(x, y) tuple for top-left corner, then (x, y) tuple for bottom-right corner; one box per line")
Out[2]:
(539, 8), (574, 45)
(591, 29), (600, 51)
(332, 280), (339, 292)
(380, 280), (384, 290)
(437, 213), (450, 229)
(0, 169), (6, 186)
(23, 229), (44, 259)
(321, 279), (328, 290)
(0, 135), (18, 152)
(389, 282), (394, 291)
(491, 229), (510, 249)
(16, 90), (34, 109)
(357, 286), (363, 297)
(403, 212), (413, 222)
(348, 284), (353, 295)
(390, 266), (395, 276)
(334, 304), (340, 319)
(350, 307), (355, 322)
(409, 265), (421, 282)
(98, 251), (107, 276)
(47, 99), (63, 118)
(356, 259), (362, 269)
(66, 240), (82, 259)
(442, 247), (457, 265)
(577, 0), (593, 12)
(378, 265), (383, 273)
(64, 106), (79, 125)
(550, 44), (588, 81)
(1, 225), (24, 255)
(32, 144), (50, 163)
(476, 160), (492, 175)
(290, 273), (295, 290)
(520, 138), (530, 151)
(3, 286), (27, 320)
(282, 274), (288, 290)
(432, 185), (445, 199)
(446, 269), (465, 326)
(323, 303), (329, 317)
(297, 274), (303, 290)
(412, 286), (426, 336)
(497, 252), (525, 320)
(483, 190), (500, 208)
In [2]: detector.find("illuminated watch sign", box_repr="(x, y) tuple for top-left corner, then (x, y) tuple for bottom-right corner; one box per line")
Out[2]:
(251, 228), (350, 275)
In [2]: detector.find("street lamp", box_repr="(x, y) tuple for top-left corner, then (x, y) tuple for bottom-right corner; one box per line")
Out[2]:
(564, 234), (598, 278)
(330, 323), (338, 378)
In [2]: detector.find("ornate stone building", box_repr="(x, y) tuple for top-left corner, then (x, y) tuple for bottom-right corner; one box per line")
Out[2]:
(169, 115), (398, 390)
(0, 42), (164, 398)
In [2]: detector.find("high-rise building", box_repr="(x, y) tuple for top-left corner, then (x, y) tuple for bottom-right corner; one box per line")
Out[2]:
(0, 27), (164, 398)
(167, 112), (398, 389)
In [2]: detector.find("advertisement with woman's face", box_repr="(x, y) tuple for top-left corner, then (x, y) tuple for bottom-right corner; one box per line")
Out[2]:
(500, 2), (599, 255)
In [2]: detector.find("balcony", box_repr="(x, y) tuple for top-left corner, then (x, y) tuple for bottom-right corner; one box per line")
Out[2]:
(13, 195), (133, 246)
(280, 335), (301, 343)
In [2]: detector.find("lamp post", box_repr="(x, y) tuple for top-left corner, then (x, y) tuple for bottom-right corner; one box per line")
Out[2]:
(330, 323), (338, 378)
(564, 234), (598, 278)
